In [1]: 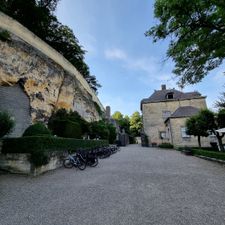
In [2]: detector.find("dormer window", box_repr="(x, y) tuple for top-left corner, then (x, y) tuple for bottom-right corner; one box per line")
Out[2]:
(166, 92), (174, 99)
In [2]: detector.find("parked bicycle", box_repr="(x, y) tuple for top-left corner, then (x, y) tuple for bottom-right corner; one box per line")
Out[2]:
(63, 152), (86, 170)
(78, 149), (99, 167)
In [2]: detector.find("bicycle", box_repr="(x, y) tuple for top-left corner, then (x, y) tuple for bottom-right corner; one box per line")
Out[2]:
(63, 152), (86, 170)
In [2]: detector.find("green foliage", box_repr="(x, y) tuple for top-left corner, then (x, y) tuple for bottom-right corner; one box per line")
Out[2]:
(112, 111), (130, 134)
(48, 109), (88, 136)
(192, 149), (225, 161)
(2, 136), (108, 167)
(215, 87), (225, 109)
(0, 111), (15, 138)
(0, 0), (101, 91)
(89, 120), (110, 140)
(146, 0), (225, 87)
(23, 122), (51, 137)
(51, 120), (82, 139)
(112, 111), (123, 121)
(158, 143), (174, 149)
(2, 136), (108, 153)
(30, 149), (50, 167)
(186, 113), (209, 147)
(0, 30), (11, 41)
(94, 102), (103, 116)
(107, 123), (117, 144)
(217, 109), (225, 128)
(130, 111), (142, 136)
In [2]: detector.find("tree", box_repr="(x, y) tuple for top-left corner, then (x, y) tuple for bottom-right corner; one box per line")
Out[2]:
(112, 111), (123, 121)
(0, 0), (101, 92)
(187, 109), (225, 151)
(146, 0), (225, 87)
(186, 115), (208, 148)
(130, 111), (142, 136)
(215, 86), (225, 109)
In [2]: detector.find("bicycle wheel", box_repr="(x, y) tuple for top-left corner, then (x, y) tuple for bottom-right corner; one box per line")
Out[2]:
(77, 159), (86, 170)
(63, 159), (73, 168)
(89, 157), (98, 167)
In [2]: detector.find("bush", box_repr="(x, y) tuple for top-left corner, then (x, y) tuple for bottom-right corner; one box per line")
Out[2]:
(0, 111), (15, 138)
(2, 136), (108, 166)
(192, 149), (225, 161)
(49, 119), (82, 138)
(158, 143), (174, 149)
(48, 109), (88, 135)
(23, 122), (51, 137)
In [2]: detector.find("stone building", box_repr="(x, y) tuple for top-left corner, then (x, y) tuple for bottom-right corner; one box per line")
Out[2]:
(141, 84), (213, 147)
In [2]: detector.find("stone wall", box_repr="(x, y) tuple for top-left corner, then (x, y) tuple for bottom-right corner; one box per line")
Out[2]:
(0, 85), (31, 136)
(142, 97), (207, 145)
(169, 117), (213, 148)
(0, 152), (63, 176)
(0, 12), (104, 136)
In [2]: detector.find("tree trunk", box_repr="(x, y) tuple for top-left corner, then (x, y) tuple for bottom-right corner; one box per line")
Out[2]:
(216, 133), (224, 151)
(197, 135), (201, 148)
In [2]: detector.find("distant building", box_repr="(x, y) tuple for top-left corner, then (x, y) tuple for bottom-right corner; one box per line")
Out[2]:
(141, 84), (214, 147)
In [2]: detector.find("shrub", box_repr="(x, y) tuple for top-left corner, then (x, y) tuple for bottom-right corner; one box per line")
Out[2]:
(2, 136), (108, 166)
(30, 149), (50, 167)
(48, 109), (88, 135)
(0, 111), (15, 138)
(158, 143), (174, 149)
(89, 120), (110, 140)
(192, 149), (225, 161)
(23, 122), (51, 137)
(48, 119), (82, 138)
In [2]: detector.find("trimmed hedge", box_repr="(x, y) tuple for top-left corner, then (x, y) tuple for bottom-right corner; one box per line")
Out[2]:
(49, 119), (82, 139)
(158, 143), (174, 149)
(2, 136), (108, 167)
(192, 149), (225, 161)
(23, 122), (51, 137)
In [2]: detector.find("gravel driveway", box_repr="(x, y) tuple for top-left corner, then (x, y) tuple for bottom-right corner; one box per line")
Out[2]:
(1, 145), (225, 225)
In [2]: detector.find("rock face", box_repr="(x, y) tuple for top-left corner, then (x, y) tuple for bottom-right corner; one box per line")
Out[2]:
(0, 12), (104, 136)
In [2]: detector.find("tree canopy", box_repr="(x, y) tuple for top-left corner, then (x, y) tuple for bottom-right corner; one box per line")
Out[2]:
(0, 0), (101, 92)
(146, 0), (225, 87)
(186, 114), (209, 147)
(130, 111), (142, 136)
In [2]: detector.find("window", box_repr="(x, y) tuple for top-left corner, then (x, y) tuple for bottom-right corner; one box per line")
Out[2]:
(162, 110), (171, 119)
(166, 92), (174, 99)
(159, 131), (166, 139)
(181, 127), (190, 138)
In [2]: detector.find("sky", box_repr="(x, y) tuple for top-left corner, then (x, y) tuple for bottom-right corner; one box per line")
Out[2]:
(56, 0), (225, 116)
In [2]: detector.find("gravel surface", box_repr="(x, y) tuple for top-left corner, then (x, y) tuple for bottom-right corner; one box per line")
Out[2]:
(1, 145), (225, 225)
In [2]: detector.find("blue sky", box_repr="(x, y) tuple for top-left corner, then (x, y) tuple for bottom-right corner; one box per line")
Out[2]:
(56, 0), (225, 116)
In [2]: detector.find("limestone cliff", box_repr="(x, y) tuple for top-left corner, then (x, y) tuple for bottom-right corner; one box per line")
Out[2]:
(0, 12), (104, 124)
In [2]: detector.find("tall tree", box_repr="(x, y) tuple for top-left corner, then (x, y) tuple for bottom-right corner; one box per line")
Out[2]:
(130, 111), (142, 136)
(146, 0), (225, 87)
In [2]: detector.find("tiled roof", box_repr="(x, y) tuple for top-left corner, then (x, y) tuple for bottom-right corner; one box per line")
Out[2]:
(141, 89), (202, 105)
(169, 106), (199, 119)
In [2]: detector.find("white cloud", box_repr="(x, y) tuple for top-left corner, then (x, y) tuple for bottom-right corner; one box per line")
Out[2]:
(105, 48), (127, 60)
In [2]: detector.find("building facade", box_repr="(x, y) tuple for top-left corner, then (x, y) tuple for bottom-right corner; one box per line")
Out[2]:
(141, 85), (214, 147)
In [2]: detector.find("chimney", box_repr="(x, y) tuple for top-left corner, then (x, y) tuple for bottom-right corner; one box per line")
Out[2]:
(106, 106), (111, 119)
(161, 84), (166, 90)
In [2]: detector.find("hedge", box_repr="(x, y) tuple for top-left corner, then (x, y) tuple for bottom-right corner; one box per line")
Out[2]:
(192, 149), (225, 161)
(158, 143), (174, 149)
(2, 137), (108, 167)
(2, 136), (108, 154)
